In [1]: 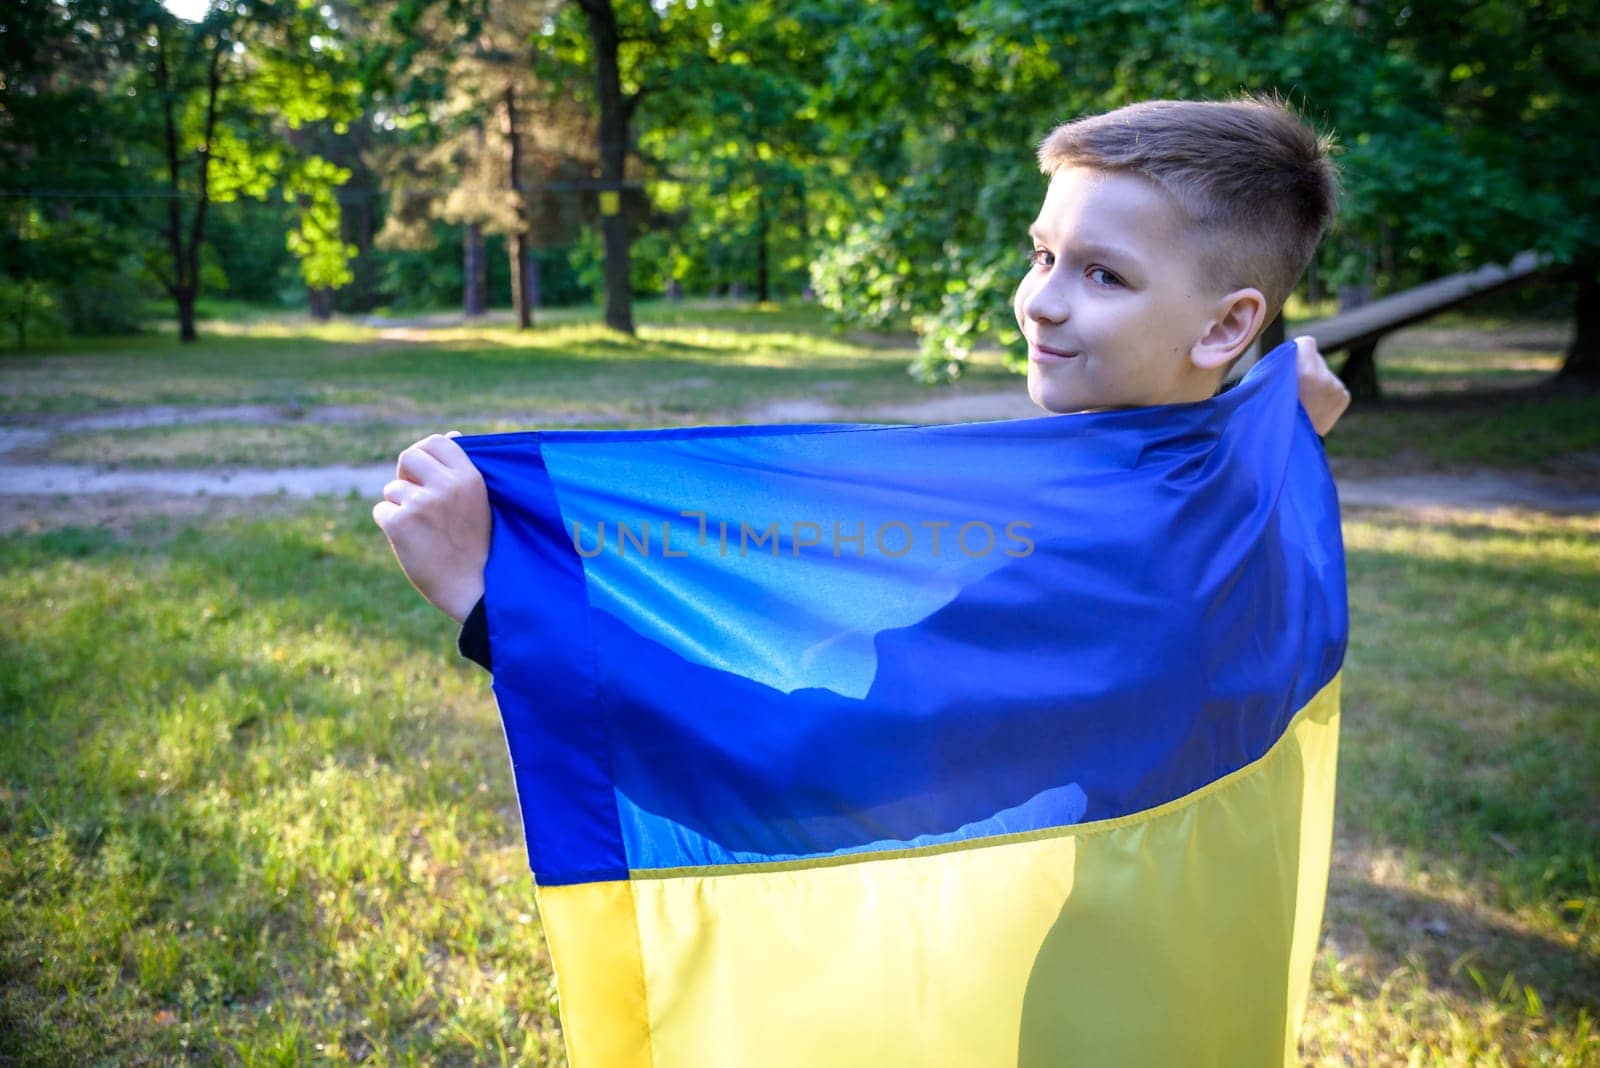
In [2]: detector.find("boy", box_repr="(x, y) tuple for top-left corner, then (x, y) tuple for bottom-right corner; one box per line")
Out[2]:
(375, 97), (1352, 1065)
(374, 96), (1349, 648)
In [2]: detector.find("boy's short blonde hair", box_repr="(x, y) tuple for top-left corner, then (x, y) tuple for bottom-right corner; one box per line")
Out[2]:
(1037, 96), (1339, 319)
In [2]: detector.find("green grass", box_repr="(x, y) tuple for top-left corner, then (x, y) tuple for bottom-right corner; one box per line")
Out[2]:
(6, 302), (1594, 475)
(0, 301), (1004, 422)
(1301, 508), (1599, 1066)
(1316, 339), (1599, 473)
(0, 507), (566, 1065)
(1325, 389), (1600, 472)
(4, 302), (1029, 468)
(37, 420), (616, 470)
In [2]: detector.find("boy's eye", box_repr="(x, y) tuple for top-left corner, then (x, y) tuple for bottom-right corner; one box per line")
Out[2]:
(1087, 266), (1123, 287)
(1027, 248), (1054, 270)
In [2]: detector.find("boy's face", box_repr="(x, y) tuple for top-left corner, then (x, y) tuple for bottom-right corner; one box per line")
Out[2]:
(1014, 166), (1229, 413)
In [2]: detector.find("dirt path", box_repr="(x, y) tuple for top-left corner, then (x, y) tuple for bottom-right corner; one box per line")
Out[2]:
(5, 461), (1594, 513)
(4, 384), (1596, 527)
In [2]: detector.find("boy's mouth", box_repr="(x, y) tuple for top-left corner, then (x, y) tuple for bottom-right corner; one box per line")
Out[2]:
(1030, 342), (1080, 363)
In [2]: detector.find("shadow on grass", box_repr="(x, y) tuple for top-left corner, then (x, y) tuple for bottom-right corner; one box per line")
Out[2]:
(1325, 508), (1600, 1036)
(1325, 860), (1600, 1020)
(1351, 375), (1599, 411)
(0, 504), (513, 1063)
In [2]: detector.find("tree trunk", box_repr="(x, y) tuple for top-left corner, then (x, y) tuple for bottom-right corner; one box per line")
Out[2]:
(579, 0), (635, 334)
(509, 234), (534, 328)
(502, 85), (534, 330)
(309, 288), (332, 321)
(354, 189), (375, 312)
(1559, 262), (1599, 381)
(1339, 341), (1381, 402)
(176, 287), (198, 342)
(755, 184), (770, 303)
(464, 222), (486, 317)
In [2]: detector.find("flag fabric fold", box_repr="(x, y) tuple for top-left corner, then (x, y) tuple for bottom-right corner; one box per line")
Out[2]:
(458, 338), (1347, 1067)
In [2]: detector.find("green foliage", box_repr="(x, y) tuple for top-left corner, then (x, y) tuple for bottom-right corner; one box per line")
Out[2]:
(0, 0), (365, 335)
(6, 0), (1596, 371)
(283, 156), (359, 291)
(0, 277), (61, 348)
(204, 200), (303, 305)
(796, 0), (1600, 379)
(0, 206), (155, 339)
(0, 5), (157, 337)
(374, 221), (587, 312)
(624, 0), (826, 302)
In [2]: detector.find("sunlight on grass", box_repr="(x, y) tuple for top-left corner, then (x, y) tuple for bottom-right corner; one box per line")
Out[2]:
(1381, 347), (1561, 379)
(6, 303), (1026, 468)
(0, 509), (567, 1064)
(2, 303), (1015, 432)
(1325, 392), (1600, 471)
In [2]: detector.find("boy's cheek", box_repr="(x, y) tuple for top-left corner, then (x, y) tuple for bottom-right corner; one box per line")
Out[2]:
(1011, 276), (1033, 329)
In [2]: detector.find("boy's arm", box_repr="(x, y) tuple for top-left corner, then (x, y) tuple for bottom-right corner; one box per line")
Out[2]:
(457, 595), (492, 672)
(382, 344), (1346, 669)
(372, 432), (490, 625)
(1294, 335), (1351, 437)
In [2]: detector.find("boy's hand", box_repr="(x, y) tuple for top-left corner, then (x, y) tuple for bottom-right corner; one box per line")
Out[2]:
(372, 432), (490, 624)
(1294, 335), (1351, 437)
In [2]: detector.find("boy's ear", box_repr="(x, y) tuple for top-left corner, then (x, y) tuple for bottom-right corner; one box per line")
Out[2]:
(1189, 288), (1267, 372)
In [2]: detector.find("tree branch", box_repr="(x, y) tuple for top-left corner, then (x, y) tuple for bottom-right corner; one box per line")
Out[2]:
(184, 36), (225, 293)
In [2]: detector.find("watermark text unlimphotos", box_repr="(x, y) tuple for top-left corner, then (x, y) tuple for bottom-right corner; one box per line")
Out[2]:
(570, 510), (1033, 560)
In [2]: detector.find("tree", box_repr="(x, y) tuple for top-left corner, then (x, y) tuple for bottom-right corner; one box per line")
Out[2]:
(1564, 263), (1599, 382)
(16, 0), (363, 341)
(375, 0), (589, 324)
(1, 0), (155, 340)
(795, 0), (1598, 388)
(631, 0), (829, 303)
(573, 0), (639, 333)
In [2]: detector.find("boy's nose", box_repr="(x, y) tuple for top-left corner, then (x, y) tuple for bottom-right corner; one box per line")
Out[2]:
(1022, 271), (1071, 325)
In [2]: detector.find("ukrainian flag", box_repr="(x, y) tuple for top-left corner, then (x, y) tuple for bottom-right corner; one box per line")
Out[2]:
(458, 339), (1347, 1067)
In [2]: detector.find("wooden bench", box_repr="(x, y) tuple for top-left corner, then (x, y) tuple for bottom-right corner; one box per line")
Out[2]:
(1246, 252), (1552, 399)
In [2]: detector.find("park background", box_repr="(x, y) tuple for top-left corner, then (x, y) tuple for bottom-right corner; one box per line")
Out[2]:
(2, 0), (1597, 1064)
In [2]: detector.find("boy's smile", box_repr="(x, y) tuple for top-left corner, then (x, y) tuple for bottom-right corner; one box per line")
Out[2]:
(1015, 166), (1236, 414)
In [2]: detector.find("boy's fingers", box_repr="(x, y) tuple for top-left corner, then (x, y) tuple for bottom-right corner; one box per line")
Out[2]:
(383, 478), (419, 506)
(415, 432), (473, 471)
(372, 499), (399, 528)
(1293, 334), (1318, 367)
(445, 430), (462, 438)
(397, 440), (449, 482)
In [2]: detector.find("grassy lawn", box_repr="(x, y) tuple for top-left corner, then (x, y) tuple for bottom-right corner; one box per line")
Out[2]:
(1320, 331), (1599, 474)
(1, 302), (1029, 470)
(1306, 508), (1599, 1065)
(0, 506), (561, 1065)
(1, 301), (1001, 435)
(1, 307), (1597, 1064)
(4, 302), (1596, 474)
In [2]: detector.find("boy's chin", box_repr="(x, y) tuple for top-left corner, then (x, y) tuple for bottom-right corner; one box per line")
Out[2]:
(1027, 373), (1091, 415)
